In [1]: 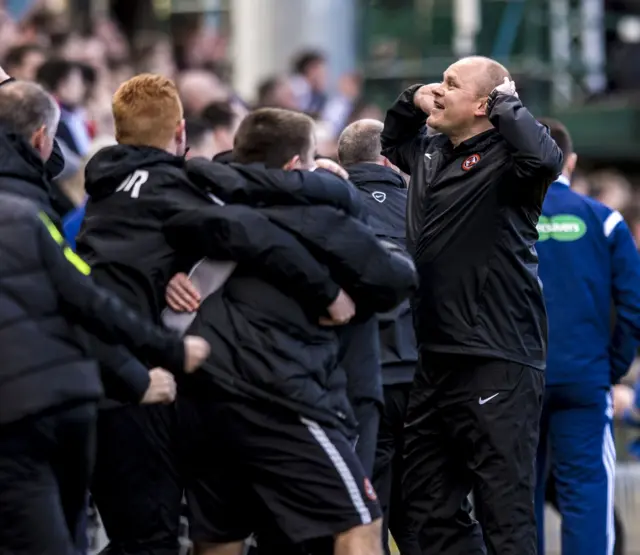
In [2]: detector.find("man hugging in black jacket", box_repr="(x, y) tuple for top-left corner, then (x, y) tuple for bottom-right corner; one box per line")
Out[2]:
(164, 108), (416, 555)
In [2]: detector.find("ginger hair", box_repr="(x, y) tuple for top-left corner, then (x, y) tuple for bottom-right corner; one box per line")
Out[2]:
(112, 73), (183, 149)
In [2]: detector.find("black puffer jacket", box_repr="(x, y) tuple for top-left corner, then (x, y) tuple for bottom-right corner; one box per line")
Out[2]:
(0, 132), (186, 425)
(166, 161), (417, 434)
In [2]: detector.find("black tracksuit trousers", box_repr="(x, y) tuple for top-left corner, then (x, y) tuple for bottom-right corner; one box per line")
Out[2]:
(91, 404), (183, 555)
(372, 383), (411, 555)
(0, 402), (97, 555)
(397, 351), (543, 555)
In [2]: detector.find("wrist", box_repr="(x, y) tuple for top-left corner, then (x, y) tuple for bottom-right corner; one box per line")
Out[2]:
(323, 282), (342, 310)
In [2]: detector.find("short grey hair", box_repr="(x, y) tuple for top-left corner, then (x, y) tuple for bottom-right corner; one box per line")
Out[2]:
(0, 81), (60, 140)
(338, 119), (384, 167)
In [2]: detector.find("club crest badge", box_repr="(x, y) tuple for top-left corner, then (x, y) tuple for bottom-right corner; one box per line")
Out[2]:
(462, 153), (481, 171)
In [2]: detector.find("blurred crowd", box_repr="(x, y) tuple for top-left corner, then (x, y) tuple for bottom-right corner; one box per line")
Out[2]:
(4, 2), (640, 245)
(571, 170), (640, 250)
(4, 4), (640, 259)
(0, 2), (385, 220)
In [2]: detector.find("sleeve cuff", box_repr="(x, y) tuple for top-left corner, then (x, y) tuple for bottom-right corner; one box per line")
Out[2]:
(108, 358), (151, 403)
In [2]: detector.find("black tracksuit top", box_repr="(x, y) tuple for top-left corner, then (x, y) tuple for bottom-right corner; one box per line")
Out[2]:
(381, 85), (564, 370)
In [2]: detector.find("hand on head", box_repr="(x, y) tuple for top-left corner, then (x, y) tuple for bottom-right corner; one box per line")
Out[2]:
(491, 77), (518, 99)
(413, 83), (440, 115)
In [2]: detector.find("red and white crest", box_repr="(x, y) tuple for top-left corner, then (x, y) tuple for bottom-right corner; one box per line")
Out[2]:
(462, 153), (481, 171)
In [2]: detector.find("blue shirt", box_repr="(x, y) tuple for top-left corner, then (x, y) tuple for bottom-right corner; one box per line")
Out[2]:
(62, 201), (86, 251)
(538, 176), (640, 386)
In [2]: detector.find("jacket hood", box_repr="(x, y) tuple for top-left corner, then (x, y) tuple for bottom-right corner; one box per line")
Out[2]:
(0, 128), (54, 208)
(346, 162), (406, 190)
(85, 145), (185, 199)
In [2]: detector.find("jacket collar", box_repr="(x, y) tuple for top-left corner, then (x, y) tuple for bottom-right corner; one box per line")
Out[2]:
(442, 128), (499, 154)
(346, 162), (406, 190)
(554, 174), (571, 187)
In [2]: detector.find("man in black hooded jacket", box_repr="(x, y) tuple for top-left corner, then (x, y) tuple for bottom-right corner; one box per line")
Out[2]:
(164, 108), (416, 555)
(338, 119), (418, 555)
(76, 75), (364, 555)
(0, 80), (210, 555)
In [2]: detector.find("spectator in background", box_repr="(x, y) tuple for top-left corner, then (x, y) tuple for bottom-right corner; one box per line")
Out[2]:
(107, 58), (135, 94)
(184, 118), (217, 160)
(37, 58), (91, 159)
(591, 169), (633, 213)
(134, 33), (177, 77)
(315, 119), (339, 160)
(569, 172), (592, 196)
(200, 100), (240, 158)
(3, 44), (45, 81)
(62, 136), (118, 249)
(177, 69), (228, 117)
(322, 72), (362, 138)
(622, 203), (640, 248)
(290, 49), (329, 116)
(58, 33), (108, 74)
(256, 75), (298, 110)
(347, 100), (385, 126)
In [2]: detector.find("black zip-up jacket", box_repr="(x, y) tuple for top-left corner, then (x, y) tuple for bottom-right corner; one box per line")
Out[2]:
(195, 158), (395, 408)
(78, 147), (362, 325)
(347, 162), (418, 385)
(0, 132), (187, 425)
(382, 86), (563, 369)
(166, 160), (417, 434)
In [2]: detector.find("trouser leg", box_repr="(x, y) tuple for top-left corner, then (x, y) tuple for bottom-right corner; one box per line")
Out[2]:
(398, 354), (484, 555)
(92, 404), (183, 555)
(551, 385), (615, 555)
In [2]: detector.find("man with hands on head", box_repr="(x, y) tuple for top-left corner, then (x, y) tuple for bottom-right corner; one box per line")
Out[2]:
(382, 57), (563, 555)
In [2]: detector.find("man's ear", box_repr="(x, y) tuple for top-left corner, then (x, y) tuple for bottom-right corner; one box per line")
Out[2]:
(565, 152), (578, 176)
(30, 125), (46, 153)
(475, 97), (489, 118)
(382, 155), (401, 174)
(176, 119), (186, 146)
(282, 155), (301, 171)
